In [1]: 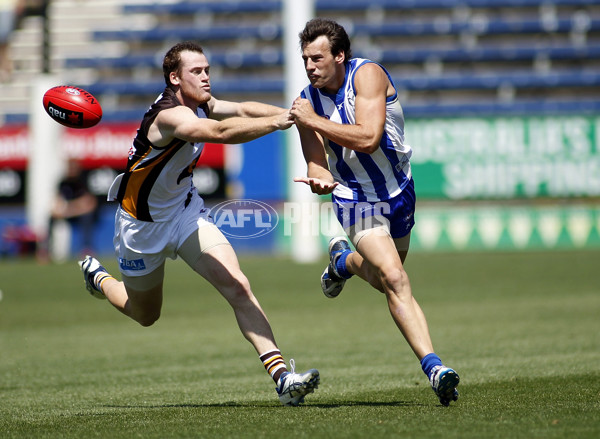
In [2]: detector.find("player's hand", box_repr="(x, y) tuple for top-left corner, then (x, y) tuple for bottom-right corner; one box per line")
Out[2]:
(275, 109), (295, 130)
(293, 176), (338, 195)
(290, 97), (316, 126)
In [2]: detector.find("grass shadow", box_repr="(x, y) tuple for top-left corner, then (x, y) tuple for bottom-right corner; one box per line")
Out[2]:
(104, 399), (423, 409)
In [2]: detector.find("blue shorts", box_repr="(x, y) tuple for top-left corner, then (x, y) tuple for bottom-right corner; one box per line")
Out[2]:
(332, 179), (416, 239)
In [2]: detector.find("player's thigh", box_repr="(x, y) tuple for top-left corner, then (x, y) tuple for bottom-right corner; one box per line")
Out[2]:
(178, 223), (231, 268)
(177, 224), (243, 289)
(351, 225), (402, 270)
(348, 214), (411, 261)
(393, 233), (411, 264)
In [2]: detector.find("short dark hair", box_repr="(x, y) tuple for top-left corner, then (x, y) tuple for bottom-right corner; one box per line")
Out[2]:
(299, 18), (352, 62)
(163, 41), (205, 87)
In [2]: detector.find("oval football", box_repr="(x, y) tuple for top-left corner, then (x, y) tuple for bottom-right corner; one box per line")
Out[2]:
(42, 86), (102, 129)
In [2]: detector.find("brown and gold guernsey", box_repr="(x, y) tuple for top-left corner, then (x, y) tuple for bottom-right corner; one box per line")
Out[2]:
(113, 87), (208, 222)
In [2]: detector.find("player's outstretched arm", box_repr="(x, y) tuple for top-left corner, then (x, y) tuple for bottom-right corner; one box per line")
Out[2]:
(152, 105), (293, 145)
(209, 97), (288, 120)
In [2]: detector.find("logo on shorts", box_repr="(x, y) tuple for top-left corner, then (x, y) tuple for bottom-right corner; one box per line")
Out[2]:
(209, 199), (279, 239)
(119, 258), (146, 271)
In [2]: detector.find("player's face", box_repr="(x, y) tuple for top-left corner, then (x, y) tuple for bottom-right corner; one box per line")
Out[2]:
(302, 35), (345, 93)
(170, 51), (212, 104)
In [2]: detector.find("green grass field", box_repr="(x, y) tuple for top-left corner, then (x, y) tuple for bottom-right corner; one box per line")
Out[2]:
(1, 250), (599, 438)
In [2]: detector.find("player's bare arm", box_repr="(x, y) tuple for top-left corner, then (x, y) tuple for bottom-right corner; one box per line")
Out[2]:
(209, 97), (289, 120)
(149, 105), (293, 146)
(293, 123), (338, 195)
(291, 63), (389, 154)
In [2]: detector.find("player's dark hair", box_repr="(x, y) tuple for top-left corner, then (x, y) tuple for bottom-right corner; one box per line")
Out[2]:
(163, 41), (205, 87)
(299, 18), (352, 62)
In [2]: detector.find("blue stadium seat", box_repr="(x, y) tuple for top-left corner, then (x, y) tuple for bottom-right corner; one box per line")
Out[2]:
(396, 70), (600, 90)
(350, 17), (600, 37)
(10, 0), (600, 122)
(376, 44), (600, 63)
(317, 0), (598, 9)
(123, 0), (280, 14)
(85, 77), (285, 96)
(122, 0), (599, 14)
(82, 69), (600, 96)
(91, 15), (600, 43)
(65, 49), (284, 70)
(64, 42), (600, 70)
(93, 23), (281, 42)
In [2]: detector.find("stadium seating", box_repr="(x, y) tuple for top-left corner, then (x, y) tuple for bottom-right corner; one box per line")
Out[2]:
(86, 0), (600, 118)
(1, 0), (599, 122)
(87, 17), (600, 43)
(82, 69), (600, 95)
(122, 0), (280, 14)
(64, 43), (600, 70)
(121, 0), (599, 14)
(92, 23), (282, 43)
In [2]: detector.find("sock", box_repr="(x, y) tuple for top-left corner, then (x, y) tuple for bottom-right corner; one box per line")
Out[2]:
(420, 353), (443, 378)
(335, 250), (353, 279)
(94, 272), (115, 292)
(260, 349), (288, 384)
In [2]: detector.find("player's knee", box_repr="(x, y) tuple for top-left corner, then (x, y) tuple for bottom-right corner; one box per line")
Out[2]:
(229, 276), (252, 300)
(135, 310), (161, 327)
(380, 266), (410, 294)
(222, 274), (255, 307)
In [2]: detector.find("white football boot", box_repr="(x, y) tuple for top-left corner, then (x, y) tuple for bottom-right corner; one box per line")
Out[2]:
(276, 359), (320, 406)
(429, 365), (460, 406)
(78, 255), (108, 300)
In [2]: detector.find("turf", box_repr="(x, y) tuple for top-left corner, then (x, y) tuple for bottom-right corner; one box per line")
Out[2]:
(0, 250), (599, 438)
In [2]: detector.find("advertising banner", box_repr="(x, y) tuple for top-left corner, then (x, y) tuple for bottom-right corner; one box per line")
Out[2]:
(409, 116), (600, 199)
(0, 123), (226, 203)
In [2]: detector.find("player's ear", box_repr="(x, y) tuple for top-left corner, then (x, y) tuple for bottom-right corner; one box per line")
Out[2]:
(169, 71), (180, 86)
(334, 51), (345, 65)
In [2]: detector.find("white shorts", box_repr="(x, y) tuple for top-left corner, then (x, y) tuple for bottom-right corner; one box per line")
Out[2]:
(113, 192), (226, 277)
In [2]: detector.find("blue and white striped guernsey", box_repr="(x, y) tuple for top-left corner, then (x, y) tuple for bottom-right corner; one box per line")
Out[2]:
(300, 58), (412, 202)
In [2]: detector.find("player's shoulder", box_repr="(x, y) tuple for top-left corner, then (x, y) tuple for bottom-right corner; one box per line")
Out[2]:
(156, 104), (191, 118)
(353, 59), (386, 78)
(352, 59), (390, 92)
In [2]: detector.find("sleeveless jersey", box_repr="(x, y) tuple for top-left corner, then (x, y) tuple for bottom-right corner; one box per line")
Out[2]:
(300, 58), (412, 202)
(113, 87), (207, 222)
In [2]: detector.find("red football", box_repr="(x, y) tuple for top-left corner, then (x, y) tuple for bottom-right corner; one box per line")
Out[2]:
(42, 85), (102, 129)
